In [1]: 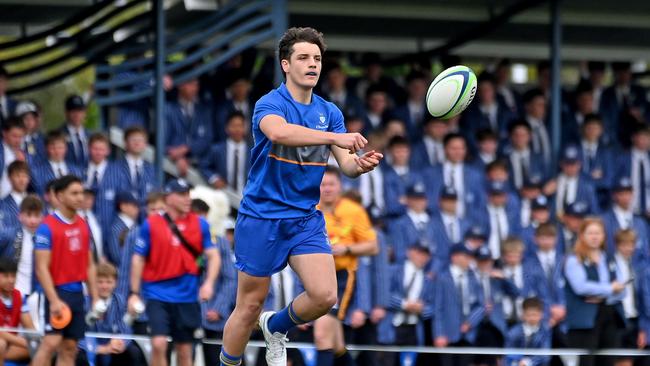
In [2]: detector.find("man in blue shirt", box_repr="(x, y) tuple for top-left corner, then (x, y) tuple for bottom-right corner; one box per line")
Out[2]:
(219, 27), (383, 366)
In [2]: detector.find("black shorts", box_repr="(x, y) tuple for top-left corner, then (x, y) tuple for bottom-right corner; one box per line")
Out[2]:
(146, 300), (201, 343)
(329, 269), (356, 320)
(44, 289), (86, 340)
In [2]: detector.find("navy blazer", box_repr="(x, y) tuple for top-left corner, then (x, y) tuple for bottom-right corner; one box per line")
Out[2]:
(165, 100), (214, 159)
(23, 132), (46, 165)
(202, 237), (238, 332)
(636, 265), (650, 345)
(87, 161), (130, 239)
(478, 273), (520, 337)
(601, 208), (649, 256)
(198, 141), (251, 187)
(473, 201), (522, 243)
(433, 268), (485, 343)
(0, 194), (20, 229)
(410, 139), (445, 171)
(500, 146), (548, 189)
(460, 100), (515, 152)
(59, 125), (90, 168)
(504, 323), (552, 366)
(115, 157), (157, 213)
(377, 262), (435, 345)
(385, 212), (438, 266)
(426, 164), (487, 217)
(429, 212), (471, 269)
(391, 103), (428, 142)
(552, 174), (600, 216)
(343, 163), (406, 220)
(523, 252), (566, 307)
(600, 84), (648, 146)
(30, 160), (84, 197)
(574, 142), (614, 196)
(325, 92), (366, 122)
(107, 216), (129, 267)
(213, 99), (254, 143)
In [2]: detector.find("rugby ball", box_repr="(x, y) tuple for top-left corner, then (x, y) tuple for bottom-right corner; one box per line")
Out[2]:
(426, 65), (477, 119)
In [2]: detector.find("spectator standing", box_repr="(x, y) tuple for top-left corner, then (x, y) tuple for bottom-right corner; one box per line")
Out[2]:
(128, 179), (220, 366)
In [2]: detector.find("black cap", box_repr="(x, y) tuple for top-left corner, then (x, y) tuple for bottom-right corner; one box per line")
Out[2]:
(565, 201), (589, 218)
(561, 145), (581, 164)
(523, 174), (543, 189)
(487, 180), (508, 195)
(475, 245), (492, 261)
(532, 195), (549, 210)
(465, 225), (487, 241)
(116, 191), (138, 206)
(406, 182), (427, 198)
(613, 176), (633, 192)
(450, 243), (473, 257)
(408, 242), (431, 254)
(164, 178), (192, 194)
(65, 95), (86, 110)
(439, 186), (458, 200)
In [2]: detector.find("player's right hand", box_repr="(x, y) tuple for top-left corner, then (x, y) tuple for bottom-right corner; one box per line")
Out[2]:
(335, 133), (367, 154)
(127, 294), (141, 314)
(50, 298), (65, 317)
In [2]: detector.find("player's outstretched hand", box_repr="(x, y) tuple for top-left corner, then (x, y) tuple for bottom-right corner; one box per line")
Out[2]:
(335, 133), (368, 154)
(355, 150), (383, 174)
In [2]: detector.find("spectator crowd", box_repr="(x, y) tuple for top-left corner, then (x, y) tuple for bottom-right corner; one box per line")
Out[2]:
(1, 54), (650, 366)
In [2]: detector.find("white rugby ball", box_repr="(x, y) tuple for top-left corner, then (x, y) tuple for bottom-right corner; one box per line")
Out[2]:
(426, 65), (477, 119)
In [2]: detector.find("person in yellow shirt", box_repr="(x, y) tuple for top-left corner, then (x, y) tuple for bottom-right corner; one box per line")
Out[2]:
(314, 166), (379, 366)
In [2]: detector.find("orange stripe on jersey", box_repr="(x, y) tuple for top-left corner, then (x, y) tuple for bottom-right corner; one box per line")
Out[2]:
(268, 153), (329, 166)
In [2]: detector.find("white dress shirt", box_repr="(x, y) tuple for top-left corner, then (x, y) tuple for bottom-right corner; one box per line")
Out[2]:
(441, 212), (460, 243)
(631, 148), (650, 214)
(479, 102), (499, 131)
(10, 191), (26, 207)
(226, 139), (247, 193)
(423, 136), (444, 165)
(615, 252), (638, 318)
(126, 154), (144, 184)
(86, 160), (108, 187)
(0, 143), (17, 198)
(613, 205), (634, 230)
(443, 161), (465, 217)
(16, 227), (34, 295)
(49, 160), (68, 178)
(510, 149), (530, 189)
(407, 210), (430, 231)
(450, 264), (470, 316)
(487, 205), (508, 259)
(556, 174), (578, 214)
(536, 249), (556, 280)
(393, 260), (425, 326)
(502, 264), (524, 320)
(360, 168), (385, 217)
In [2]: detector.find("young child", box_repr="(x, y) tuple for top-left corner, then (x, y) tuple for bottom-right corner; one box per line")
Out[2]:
(505, 297), (551, 366)
(614, 229), (642, 366)
(91, 262), (145, 365)
(0, 257), (35, 365)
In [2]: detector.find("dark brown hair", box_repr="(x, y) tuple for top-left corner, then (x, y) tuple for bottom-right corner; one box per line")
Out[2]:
(8, 160), (29, 176)
(20, 194), (44, 214)
(277, 27), (327, 69)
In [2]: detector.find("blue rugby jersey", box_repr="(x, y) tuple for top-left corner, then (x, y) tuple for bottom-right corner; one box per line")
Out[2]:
(239, 83), (346, 218)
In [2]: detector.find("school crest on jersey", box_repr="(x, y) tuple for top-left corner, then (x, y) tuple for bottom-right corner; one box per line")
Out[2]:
(316, 113), (328, 130)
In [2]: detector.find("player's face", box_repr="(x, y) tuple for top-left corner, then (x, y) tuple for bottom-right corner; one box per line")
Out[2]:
(9, 171), (29, 192)
(3, 127), (25, 150)
(97, 276), (116, 299)
(0, 272), (16, 293)
(320, 173), (341, 204)
(66, 109), (86, 127)
(444, 138), (466, 163)
(167, 192), (191, 215)
(89, 141), (110, 164)
(19, 211), (43, 232)
(283, 42), (321, 90)
(126, 132), (147, 155)
(582, 223), (605, 249)
(522, 308), (543, 327)
(57, 182), (85, 212)
(47, 140), (67, 161)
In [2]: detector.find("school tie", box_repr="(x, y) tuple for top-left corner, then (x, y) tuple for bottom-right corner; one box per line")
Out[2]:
(57, 166), (63, 178)
(135, 163), (142, 187)
(640, 159), (647, 214)
(90, 170), (99, 192)
(507, 272), (519, 322)
(75, 132), (84, 162)
(232, 148), (240, 192)
(458, 272), (469, 316)
(562, 179), (571, 211)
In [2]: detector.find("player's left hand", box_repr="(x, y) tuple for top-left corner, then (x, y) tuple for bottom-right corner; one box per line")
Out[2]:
(350, 310), (367, 329)
(355, 150), (383, 175)
(199, 282), (214, 302)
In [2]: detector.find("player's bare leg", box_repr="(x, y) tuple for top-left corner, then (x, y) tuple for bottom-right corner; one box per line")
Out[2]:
(220, 272), (270, 365)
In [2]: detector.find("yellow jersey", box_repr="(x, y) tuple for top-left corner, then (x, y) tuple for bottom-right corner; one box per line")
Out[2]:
(320, 198), (376, 271)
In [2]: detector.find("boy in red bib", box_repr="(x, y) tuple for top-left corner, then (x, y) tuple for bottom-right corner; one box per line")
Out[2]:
(0, 257), (34, 364)
(32, 175), (98, 366)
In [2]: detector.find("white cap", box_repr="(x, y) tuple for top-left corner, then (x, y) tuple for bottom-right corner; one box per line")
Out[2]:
(15, 101), (38, 116)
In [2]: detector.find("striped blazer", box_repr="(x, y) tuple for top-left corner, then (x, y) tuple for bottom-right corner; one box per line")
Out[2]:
(202, 237), (238, 332)
(30, 160), (84, 197)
